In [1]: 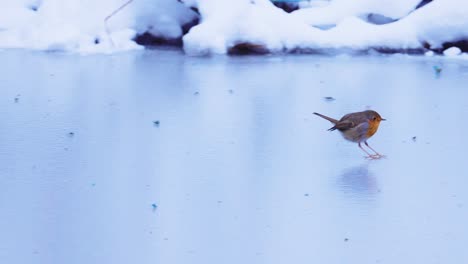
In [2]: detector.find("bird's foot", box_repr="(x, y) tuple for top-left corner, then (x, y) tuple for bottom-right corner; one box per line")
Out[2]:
(365, 154), (385, 160)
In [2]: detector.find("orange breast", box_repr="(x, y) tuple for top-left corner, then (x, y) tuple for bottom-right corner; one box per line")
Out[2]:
(366, 120), (380, 138)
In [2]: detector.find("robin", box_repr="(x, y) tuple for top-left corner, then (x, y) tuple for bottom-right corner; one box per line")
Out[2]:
(313, 110), (386, 159)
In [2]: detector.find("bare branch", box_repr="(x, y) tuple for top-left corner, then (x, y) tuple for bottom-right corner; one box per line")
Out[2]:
(104, 0), (134, 47)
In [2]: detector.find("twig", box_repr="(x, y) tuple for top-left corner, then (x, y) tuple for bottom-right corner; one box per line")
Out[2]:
(104, 0), (134, 47)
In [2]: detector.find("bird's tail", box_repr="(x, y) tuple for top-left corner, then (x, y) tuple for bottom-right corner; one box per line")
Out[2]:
(313, 112), (338, 124)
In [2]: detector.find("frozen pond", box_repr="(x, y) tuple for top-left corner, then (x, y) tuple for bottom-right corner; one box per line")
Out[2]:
(1, 48), (468, 263)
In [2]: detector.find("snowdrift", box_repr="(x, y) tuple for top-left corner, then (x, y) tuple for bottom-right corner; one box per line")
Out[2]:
(0, 0), (467, 56)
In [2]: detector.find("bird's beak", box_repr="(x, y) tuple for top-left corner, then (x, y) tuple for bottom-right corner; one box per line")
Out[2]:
(381, 118), (386, 121)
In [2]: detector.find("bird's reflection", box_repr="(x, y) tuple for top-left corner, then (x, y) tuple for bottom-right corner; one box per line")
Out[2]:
(338, 164), (379, 199)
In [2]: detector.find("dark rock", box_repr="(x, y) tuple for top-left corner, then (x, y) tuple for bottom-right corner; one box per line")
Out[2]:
(228, 42), (270, 55)
(372, 47), (425, 55)
(135, 32), (183, 46)
(272, 1), (299, 13)
(441, 40), (468, 53)
(415, 0), (433, 10)
(182, 16), (200, 35)
(427, 40), (468, 54)
(134, 11), (199, 47)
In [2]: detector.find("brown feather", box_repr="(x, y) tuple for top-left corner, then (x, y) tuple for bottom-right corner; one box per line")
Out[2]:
(313, 112), (338, 124)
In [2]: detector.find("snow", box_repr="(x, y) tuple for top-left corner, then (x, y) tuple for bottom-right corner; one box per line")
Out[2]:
(183, 0), (468, 55)
(185, 0), (468, 55)
(443, 47), (462, 57)
(291, 0), (421, 26)
(0, 0), (195, 53)
(132, 0), (198, 39)
(0, 0), (138, 53)
(0, 0), (468, 55)
(425, 50), (434, 57)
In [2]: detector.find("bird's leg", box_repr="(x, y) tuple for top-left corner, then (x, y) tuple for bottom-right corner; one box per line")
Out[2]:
(364, 141), (384, 159)
(358, 142), (374, 159)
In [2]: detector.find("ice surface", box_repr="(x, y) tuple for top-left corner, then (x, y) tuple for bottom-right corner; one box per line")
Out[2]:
(1, 49), (468, 263)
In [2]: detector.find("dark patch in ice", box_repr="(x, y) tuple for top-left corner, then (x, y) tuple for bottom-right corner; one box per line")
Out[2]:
(94, 38), (100, 44)
(344, 238), (349, 242)
(68, 132), (75, 137)
(412, 136), (417, 142)
(193, 91), (199, 96)
(153, 120), (160, 127)
(152, 203), (158, 211)
(324, 96), (335, 102)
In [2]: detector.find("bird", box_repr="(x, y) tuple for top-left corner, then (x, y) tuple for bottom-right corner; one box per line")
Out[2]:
(313, 110), (386, 159)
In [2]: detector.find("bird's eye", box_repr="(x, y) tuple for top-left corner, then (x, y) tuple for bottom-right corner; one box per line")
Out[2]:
(373, 117), (377, 121)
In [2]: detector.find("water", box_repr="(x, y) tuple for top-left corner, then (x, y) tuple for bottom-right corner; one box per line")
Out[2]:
(1, 48), (468, 263)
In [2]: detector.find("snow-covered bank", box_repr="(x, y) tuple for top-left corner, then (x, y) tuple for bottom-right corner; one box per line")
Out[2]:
(1, 0), (468, 56)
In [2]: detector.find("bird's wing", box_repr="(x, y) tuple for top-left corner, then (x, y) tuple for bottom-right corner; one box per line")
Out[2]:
(333, 112), (369, 131)
(354, 121), (370, 135)
(345, 121), (370, 142)
(328, 121), (355, 131)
